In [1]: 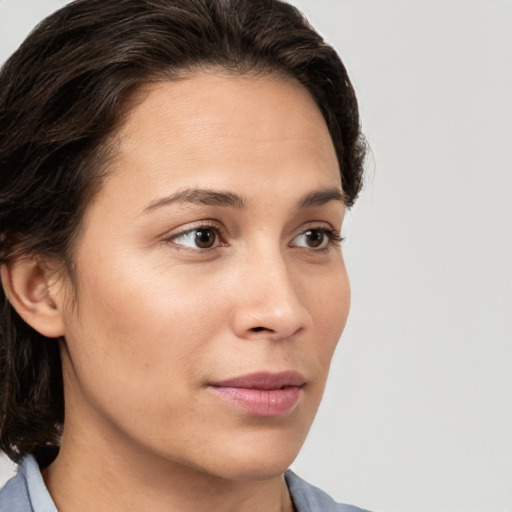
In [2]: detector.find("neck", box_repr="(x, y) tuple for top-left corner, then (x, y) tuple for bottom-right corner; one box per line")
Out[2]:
(42, 426), (295, 512)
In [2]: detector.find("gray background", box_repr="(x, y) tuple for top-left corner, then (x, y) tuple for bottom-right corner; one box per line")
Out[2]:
(1, 1), (511, 511)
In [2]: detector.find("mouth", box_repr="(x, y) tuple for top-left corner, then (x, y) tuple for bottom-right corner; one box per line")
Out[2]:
(208, 371), (306, 417)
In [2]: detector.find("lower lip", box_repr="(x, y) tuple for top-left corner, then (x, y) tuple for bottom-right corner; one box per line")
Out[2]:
(209, 386), (303, 417)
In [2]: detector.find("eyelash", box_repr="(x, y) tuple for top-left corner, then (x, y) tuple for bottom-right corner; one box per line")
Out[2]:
(295, 229), (344, 249)
(162, 222), (344, 252)
(162, 220), (225, 251)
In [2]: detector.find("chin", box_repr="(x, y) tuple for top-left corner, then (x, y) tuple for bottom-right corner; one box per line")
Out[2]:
(211, 456), (297, 482)
(198, 428), (309, 482)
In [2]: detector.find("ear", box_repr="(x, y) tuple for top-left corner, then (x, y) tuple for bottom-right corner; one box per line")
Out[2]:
(1, 257), (66, 338)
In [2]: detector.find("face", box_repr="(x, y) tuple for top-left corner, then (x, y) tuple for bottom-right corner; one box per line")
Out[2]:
(56, 72), (350, 481)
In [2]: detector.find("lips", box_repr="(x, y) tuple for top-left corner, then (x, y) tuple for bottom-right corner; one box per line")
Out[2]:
(208, 371), (305, 417)
(211, 371), (305, 390)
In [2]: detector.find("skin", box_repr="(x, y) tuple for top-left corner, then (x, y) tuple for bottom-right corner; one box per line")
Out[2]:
(33, 72), (350, 512)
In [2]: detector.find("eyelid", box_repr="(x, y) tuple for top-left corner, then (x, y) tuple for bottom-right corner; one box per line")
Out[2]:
(160, 220), (226, 250)
(291, 221), (340, 238)
(290, 223), (344, 249)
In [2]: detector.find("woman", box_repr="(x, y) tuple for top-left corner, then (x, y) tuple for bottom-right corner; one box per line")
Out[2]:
(0, 0), (367, 510)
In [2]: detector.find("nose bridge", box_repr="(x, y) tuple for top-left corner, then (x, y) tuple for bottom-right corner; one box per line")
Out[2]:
(230, 239), (310, 339)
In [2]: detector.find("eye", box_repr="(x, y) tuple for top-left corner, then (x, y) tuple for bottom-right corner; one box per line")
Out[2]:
(169, 227), (219, 249)
(291, 228), (341, 250)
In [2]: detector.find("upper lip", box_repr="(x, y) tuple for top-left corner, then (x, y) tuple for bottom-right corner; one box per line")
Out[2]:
(209, 371), (306, 390)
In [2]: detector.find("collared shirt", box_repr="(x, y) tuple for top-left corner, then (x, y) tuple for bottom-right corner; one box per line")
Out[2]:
(0, 456), (369, 512)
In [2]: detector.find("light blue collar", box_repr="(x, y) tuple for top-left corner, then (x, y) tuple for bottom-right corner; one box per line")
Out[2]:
(19, 455), (57, 512)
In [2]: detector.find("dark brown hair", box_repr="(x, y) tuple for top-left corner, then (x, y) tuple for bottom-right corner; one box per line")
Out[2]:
(0, 0), (366, 466)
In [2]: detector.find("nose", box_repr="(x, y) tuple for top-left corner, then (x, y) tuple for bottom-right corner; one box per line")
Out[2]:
(229, 248), (311, 341)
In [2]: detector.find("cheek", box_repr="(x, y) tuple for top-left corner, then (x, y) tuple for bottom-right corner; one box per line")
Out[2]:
(293, 259), (350, 394)
(60, 281), (226, 458)
(305, 260), (350, 341)
(61, 254), (226, 416)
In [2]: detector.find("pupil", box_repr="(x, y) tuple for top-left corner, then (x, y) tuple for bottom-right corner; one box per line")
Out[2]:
(306, 230), (324, 247)
(195, 229), (215, 248)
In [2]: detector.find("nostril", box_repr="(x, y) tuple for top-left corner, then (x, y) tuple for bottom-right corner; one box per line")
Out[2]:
(250, 326), (274, 333)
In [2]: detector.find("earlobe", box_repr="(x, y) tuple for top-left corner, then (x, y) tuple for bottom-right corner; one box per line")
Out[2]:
(1, 257), (66, 338)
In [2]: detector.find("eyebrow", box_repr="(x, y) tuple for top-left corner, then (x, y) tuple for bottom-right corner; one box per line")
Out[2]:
(143, 188), (246, 213)
(298, 188), (345, 208)
(142, 186), (344, 214)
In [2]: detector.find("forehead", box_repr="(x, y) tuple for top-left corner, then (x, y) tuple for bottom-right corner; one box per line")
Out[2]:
(94, 71), (341, 211)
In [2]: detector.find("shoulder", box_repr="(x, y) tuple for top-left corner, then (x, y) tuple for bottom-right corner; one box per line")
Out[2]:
(285, 470), (371, 512)
(0, 456), (56, 512)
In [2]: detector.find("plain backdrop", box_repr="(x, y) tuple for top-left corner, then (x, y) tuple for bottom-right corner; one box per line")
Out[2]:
(0, 1), (511, 511)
